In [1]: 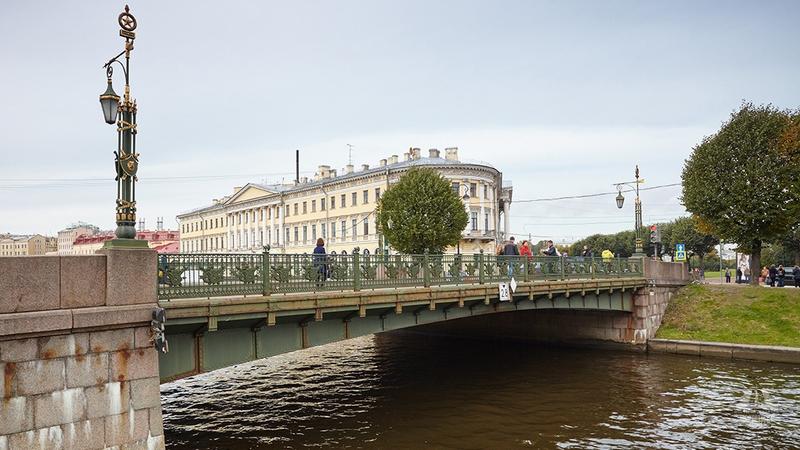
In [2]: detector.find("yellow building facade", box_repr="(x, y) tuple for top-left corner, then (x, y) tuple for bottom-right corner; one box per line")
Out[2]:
(177, 148), (513, 255)
(0, 234), (48, 256)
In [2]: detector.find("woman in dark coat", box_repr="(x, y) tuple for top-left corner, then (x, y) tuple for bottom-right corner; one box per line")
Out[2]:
(313, 238), (327, 287)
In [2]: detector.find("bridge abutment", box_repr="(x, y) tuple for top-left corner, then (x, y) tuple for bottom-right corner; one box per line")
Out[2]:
(0, 251), (165, 450)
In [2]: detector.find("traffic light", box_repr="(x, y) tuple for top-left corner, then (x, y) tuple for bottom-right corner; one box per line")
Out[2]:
(649, 225), (661, 244)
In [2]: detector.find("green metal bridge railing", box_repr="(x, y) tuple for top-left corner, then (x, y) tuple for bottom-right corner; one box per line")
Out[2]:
(157, 251), (644, 300)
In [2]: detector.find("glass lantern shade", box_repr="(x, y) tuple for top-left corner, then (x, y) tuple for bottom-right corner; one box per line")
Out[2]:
(99, 79), (120, 125)
(615, 192), (625, 209)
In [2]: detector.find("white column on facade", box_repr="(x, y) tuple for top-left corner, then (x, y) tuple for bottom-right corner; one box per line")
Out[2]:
(269, 206), (275, 245)
(225, 213), (232, 251)
(278, 205), (284, 247)
(503, 202), (511, 239)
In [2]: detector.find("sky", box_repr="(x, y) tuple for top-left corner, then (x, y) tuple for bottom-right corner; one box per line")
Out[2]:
(1, 0), (798, 242)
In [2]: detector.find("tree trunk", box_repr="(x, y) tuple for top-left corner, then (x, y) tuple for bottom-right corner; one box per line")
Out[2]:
(750, 239), (761, 286)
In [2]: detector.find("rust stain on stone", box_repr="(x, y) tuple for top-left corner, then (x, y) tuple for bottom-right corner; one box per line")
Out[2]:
(42, 350), (56, 359)
(75, 344), (85, 355)
(92, 345), (105, 353)
(75, 354), (86, 363)
(4, 362), (15, 399)
(116, 349), (131, 381)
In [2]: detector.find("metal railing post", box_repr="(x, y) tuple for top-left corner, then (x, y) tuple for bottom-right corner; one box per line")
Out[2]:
(478, 250), (485, 284)
(353, 252), (361, 291)
(423, 250), (431, 287)
(560, 256), (566, 280)
(262, 247), (271, 296)
(617, 257), (622, 277)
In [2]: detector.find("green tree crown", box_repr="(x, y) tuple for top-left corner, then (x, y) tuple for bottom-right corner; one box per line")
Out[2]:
(376, 167), (469, 254)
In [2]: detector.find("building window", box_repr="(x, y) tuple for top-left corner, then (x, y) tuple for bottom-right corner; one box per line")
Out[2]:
(245, 212), (248, 224)
(363, 219), (369, 237)
(352, 192), (357, 206)
(285, 228), (290, 244)
(341, 220), (346, 239)
(251, 230), (255, 247)
(331, 196), (336, 209)
(252, 210), (256, 222)
(243, 231), (248, 247)
(312, 225), (317, 241)
(321, 223), (326, 239)
(294, 227), (299, 243)
(302, 226), (307, 243)
(484, 185), (488, 199)
(352, 219), (358, 240)
(260, 230), (264, 245)
(321, 198), (326, 211)
(294, 203), (298, 215)
(260, 209), (263, 221)
(331, 222), (336, 238)
(341, 194), (346, 208)
(363, 190), (369, 204)
(485, 213), (489, 232)
(451, 182), (459, 194)
(285, 205), (290, 217)
(375, 187), (381, 200)
(270, 229), (274, 244)
(303, 202), (307, 214)
(470, 183), (477, 198)
(471, 212), (478, 231)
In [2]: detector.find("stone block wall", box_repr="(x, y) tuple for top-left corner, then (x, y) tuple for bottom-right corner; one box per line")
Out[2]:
(0, 250), (164, 450)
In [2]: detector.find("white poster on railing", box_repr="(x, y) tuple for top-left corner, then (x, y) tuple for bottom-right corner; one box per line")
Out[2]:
(509, 277), (517, 293)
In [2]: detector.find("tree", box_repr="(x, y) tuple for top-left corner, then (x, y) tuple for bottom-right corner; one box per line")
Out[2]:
(669, 216), (719, 268)
(376, 167), (468, 254)
(682, 103), (800, 284)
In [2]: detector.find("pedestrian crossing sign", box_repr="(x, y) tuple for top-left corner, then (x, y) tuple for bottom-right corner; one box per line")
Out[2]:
(675, 243), (686, 262)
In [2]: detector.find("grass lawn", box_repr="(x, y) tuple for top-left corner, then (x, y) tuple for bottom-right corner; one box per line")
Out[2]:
(657, 284), (800, 347)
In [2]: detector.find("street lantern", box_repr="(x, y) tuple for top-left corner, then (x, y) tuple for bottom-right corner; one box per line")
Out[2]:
(99, 68), (120, 125)
(613, 165), (645, 257)
(100, 5), (147, 247)
(615, 190), (624, 209)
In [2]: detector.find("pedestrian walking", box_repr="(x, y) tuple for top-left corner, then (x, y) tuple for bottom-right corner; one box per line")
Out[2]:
(735, 267), (742, 283)
(768, 265), (777, 287)
(793, 265), (800, 288)
(777, 265), (786, 287)
(725, 268), (731, 283)
(313, 238), (327, 288)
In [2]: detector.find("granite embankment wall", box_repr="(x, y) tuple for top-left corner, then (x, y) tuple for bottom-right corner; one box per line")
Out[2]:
(0, 249), (164, 450)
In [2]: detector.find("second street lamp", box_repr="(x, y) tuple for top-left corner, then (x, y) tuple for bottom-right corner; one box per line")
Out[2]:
(99, 5), (147, 248)
(614, 165), (645, 257)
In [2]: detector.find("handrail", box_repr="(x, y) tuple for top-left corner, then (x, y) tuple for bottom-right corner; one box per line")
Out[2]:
(156, 253), (644, 300)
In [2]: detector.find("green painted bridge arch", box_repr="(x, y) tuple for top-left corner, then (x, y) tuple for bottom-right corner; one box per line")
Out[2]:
(158, 277), (654, 382)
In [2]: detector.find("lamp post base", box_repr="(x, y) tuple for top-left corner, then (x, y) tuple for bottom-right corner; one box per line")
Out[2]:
(103, 238), (150, 249)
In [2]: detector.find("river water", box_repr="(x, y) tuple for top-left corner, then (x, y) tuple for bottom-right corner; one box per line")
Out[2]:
(161, 332), (800, 449)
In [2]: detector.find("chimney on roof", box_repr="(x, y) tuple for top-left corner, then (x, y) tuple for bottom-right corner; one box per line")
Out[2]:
(403, 152), (411, 161)
(379, 159), (387, 167)
(316, 165), (331, 180)
(389, 154), (399, 164)
(330, 169), (337, 177)
(429, 148), (440, 158)
(445, 147), (459, 161)
(301, 176), (308, 183)
(345, 164), (354, 174)
(411, 148), (421, 160)
(361, 164), (369, 171)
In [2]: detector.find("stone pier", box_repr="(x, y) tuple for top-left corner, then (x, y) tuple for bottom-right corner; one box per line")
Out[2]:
(0, 250), (164, 450)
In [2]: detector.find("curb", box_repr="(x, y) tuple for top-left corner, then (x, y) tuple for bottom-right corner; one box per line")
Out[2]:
(648, 338), (800, 365)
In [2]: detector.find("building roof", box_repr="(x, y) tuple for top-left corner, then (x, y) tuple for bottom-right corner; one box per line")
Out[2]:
(178, 153), (503, 217)
(73, 230), (179, 246)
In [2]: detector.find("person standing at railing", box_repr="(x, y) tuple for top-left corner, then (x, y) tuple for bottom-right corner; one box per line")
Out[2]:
(520, 240), (532, 276)
(313, 238), (328, 287)
(502, 236), (520, 278)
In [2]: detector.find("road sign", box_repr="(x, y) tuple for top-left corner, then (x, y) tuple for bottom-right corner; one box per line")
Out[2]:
(675, 243), (686, 262)
(499, 283), (511, 301)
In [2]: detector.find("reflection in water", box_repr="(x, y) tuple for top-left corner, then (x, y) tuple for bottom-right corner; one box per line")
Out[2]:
(162, 332), (800, 449)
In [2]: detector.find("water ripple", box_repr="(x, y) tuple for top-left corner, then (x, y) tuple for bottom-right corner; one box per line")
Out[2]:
(162, 333), (800, 449)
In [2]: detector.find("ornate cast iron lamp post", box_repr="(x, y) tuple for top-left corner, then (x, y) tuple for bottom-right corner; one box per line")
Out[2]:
(99, 5), (147, 248)
(614, 165), (645, 257)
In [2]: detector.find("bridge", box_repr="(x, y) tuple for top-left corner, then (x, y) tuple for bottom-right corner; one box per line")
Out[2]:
(0, 250), (687, 449)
